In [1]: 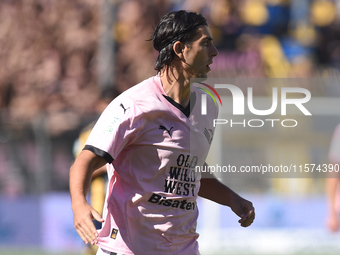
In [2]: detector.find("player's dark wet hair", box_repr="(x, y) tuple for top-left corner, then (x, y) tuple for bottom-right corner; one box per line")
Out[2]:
(151, 10), (207, 74)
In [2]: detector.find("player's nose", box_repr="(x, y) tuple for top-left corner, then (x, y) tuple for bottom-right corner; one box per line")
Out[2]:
(210, 43), (219, 58)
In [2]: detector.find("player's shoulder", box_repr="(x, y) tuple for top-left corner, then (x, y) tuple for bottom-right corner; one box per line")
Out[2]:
(108, 75), (163, 114)
(128, 75), (161, 95)
(122, 75), (164, 110)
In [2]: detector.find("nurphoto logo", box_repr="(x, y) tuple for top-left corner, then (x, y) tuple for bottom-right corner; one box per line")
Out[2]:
(194, 79), (312, 128)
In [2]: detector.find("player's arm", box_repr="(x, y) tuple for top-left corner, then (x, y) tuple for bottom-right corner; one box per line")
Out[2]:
(326, 177), (339, 232)
(92, 165), (107, 179)
(326, 167), (340, 232)
(69, 149), (107, 245)
(198, 163), (255, 227)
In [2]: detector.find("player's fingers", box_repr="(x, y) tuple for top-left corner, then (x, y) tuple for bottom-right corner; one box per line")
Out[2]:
(75, 217), (98, 244)
(75, 222), (93, 244)
(326, 216), (339, 232)
(238, 207), (254, 221)
(76, 228), (89, 244)
(92, 209), (105, 223)
(238, 209), (255, 227)
(327, 220), (339, 232)
(240, 216), (254, 227)
(83, 218), (99, 244)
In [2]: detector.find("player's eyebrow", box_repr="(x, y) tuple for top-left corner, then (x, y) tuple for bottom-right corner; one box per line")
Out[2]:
(200, 36), (213, 43)
(202, 36), (213, 41)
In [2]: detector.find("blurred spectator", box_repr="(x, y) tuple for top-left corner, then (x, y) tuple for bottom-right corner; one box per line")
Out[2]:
(0, 0), (101, 195)
(114, 0), (171, 91)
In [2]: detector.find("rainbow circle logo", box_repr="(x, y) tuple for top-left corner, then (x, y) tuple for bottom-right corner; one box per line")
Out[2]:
(196, 82), (222, 106)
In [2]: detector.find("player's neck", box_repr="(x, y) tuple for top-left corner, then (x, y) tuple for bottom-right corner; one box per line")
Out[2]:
(160, 67), (191, 108)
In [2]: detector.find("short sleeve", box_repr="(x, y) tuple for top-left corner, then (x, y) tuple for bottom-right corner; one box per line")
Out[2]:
(84, 96), (144, 163)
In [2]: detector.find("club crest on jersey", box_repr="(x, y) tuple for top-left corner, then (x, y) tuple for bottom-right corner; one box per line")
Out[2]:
(159, 125), (173, 138)
(110, 228), (118, 239)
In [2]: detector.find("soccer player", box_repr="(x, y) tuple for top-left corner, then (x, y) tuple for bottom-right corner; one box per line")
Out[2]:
(326, 123), (340, 232)
(70, 10), (255, 255)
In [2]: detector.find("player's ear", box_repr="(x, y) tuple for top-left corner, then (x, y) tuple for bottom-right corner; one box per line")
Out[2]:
(173, 41), (185, 60)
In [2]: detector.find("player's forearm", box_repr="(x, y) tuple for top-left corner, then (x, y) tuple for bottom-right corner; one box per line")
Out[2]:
(198, 162), (240, 206)
(198, 176), (239, 207)
(69, 150), (107, 208)
(69, 160), (94, 208)
(91, 165), (107, 179)
(326, 177), (338, 212)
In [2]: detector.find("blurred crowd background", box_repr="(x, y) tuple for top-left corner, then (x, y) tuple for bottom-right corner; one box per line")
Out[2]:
(0, 0), (340, 196)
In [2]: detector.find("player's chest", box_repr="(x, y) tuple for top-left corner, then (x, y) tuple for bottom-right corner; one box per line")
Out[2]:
(135, 114), (214, 155)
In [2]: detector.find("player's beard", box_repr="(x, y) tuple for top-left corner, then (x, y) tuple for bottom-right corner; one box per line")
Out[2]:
(194, 70), (208, 81)
(184, 63), (208, 80)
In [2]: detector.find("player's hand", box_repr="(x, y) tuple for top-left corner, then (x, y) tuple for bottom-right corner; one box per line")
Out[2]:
(326, 212), (339, 232)
(72, 202), (104, 245)
(230, 195), (255, 227)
